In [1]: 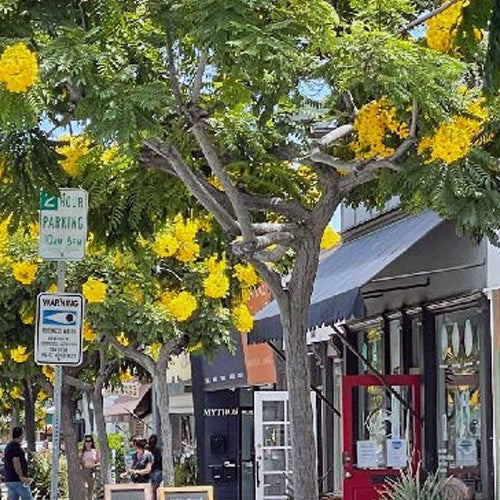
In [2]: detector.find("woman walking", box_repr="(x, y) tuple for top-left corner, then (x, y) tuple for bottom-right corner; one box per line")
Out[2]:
(80, 435), (100, 500)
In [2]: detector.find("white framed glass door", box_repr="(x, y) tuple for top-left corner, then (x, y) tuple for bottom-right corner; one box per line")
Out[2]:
(254, 391), (316, 500)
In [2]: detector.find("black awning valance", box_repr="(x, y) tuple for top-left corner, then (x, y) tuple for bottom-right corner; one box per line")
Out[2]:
(249, 211), (442, 344)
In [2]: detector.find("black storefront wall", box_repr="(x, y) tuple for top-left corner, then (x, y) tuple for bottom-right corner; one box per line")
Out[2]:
(191, 331), (254, 500)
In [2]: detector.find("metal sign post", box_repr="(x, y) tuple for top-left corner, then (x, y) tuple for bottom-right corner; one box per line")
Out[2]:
(50, 262), (65, 500)
(36, 188), (88, 500)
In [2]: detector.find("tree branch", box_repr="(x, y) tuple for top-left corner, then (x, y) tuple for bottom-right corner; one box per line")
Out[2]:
(231, 231), (294, 258)
(315, 124), (354, 148)
(107, 335), (156, 374)
(143, 138), (239, 233)
(165, 29), (185, 111)
(251, 222), (299, 234)
(397, 0), (462, 36)
(338, 98), (419, 192)
(191, 50), (208, 104)
(191, 123), (256, 243)
(65, 375), (92, 393)
(240, 193), (310, 220)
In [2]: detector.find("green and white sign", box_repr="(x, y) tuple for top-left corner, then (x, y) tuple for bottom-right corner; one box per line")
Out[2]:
(39, 188), (88, 260)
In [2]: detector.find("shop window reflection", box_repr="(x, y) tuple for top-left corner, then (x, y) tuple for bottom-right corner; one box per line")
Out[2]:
(358, 325), (384, 374)
(436, 309), (482, 497)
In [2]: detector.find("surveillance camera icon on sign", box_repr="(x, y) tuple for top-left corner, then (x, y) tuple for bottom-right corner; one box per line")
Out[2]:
(42, 310), (77, 326)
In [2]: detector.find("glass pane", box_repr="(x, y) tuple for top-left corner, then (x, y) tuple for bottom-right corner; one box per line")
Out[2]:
(358, 325), (384, 374)
(263, 424), (286, 447)
(354, 385), (412, 469)
(263, 473), (286, 496)
(263, 400), (285, 422)
(264, 449), (286, 471)
(436, 308), (482, 496)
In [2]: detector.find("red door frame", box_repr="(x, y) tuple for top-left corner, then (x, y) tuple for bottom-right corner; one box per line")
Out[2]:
(342, 374), (421, 500)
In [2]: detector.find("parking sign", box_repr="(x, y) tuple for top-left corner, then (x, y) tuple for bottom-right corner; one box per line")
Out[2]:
(38, 188), (88, 260)
(35, 293), (84, 366)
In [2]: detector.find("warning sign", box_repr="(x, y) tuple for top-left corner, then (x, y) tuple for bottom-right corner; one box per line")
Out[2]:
(35, 293), (84, 366)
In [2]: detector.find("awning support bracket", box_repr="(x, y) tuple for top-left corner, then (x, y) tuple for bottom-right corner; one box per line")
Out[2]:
(267, 341), (341, 418)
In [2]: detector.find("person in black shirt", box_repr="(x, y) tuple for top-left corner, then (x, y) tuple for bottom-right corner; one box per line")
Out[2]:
(120, 437), (153, 483)
(4, 427), (33, 500)
(147, 434), (163, 489)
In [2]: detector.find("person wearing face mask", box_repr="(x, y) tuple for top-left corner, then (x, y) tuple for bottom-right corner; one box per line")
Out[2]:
(3, 427), (33, 500)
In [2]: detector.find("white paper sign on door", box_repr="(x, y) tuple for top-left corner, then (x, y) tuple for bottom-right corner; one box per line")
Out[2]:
(386, 438), (408, 468)
(356, 440), (379, 468)
(456, 437), (478, 467)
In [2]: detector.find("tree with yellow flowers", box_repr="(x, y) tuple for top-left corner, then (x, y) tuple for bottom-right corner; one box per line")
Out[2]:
(0, 1), (499, 498)
(0, 206), (260, 491)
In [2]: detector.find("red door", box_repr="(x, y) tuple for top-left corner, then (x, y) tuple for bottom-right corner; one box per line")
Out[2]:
(342, 374), (421, 500)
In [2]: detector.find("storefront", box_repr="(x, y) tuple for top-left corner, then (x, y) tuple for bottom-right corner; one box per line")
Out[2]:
(251, 208), (496, 500)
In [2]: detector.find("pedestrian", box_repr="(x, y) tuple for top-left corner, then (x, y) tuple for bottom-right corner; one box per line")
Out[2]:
(3, 427), (33, 500)
(80, 435), (100, 500)
(39, 441), (50, 460)
(120, 437), (153, 483)
(147, 434), (163, 490)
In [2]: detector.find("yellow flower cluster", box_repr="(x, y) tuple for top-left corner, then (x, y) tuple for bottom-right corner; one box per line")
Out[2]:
(10, 386), (21, 399)
(42, 365), (55, 383)
(83, 321), (97, 342)
(19, 301), (34, 325)
(203, 255), (229, 298)
(0, 217), (10, 255)
(152, 229), (179, 257)
(123, 283), (143, 303)
(82, 277), (106, 303)
(0, 161), (12, 184)
(233, 263), (259, 288)
(186, 341), (203, 353)
(152, 216), (200, 263)
(296, 165), (320, 203)
(10, 345), (29, 363)
(37, 390), (48, 402)
(0, 352), (4, 365)
(417, 99), (488, 165)
(158, 290), (198, 322)
(119, 368), (133, 383)
(232, 303), (254, 333)
(425, 1), (466, 53)
(320, 226), (342, 251)
(0, 42), (38, 93)
(144, 342), (162, 361)
(101, 144), (119, 164)
(56, 135), (90, 177)
(20, 311), (34, 325)
(116, 332), (130, 347)
(12, 261), (37, 285)
(174, 217), (200, 263)
(351, 98), (408, 159)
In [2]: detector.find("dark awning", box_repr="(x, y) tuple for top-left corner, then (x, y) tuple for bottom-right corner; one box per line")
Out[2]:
(191, 329), (248, 391)
(249, 211), (442, 344)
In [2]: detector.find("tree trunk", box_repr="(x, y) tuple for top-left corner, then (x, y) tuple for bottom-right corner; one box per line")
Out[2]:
(153, 364), (175, 485)
(93, 380), (111, 484)
(61, 384), (85, 500)
(23, 380), (36, 454)
(275, 238), (322, 500)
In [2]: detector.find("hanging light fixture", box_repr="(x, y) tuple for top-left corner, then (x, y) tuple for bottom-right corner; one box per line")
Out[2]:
(441, 323), (449, 360)
(452, 322), (460, 357)
(464, 319), (473, 357)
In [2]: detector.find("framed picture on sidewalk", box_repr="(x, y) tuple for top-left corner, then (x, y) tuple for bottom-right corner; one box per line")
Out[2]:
(157, 485), (214, 500)
(104, 483), (154, 500)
